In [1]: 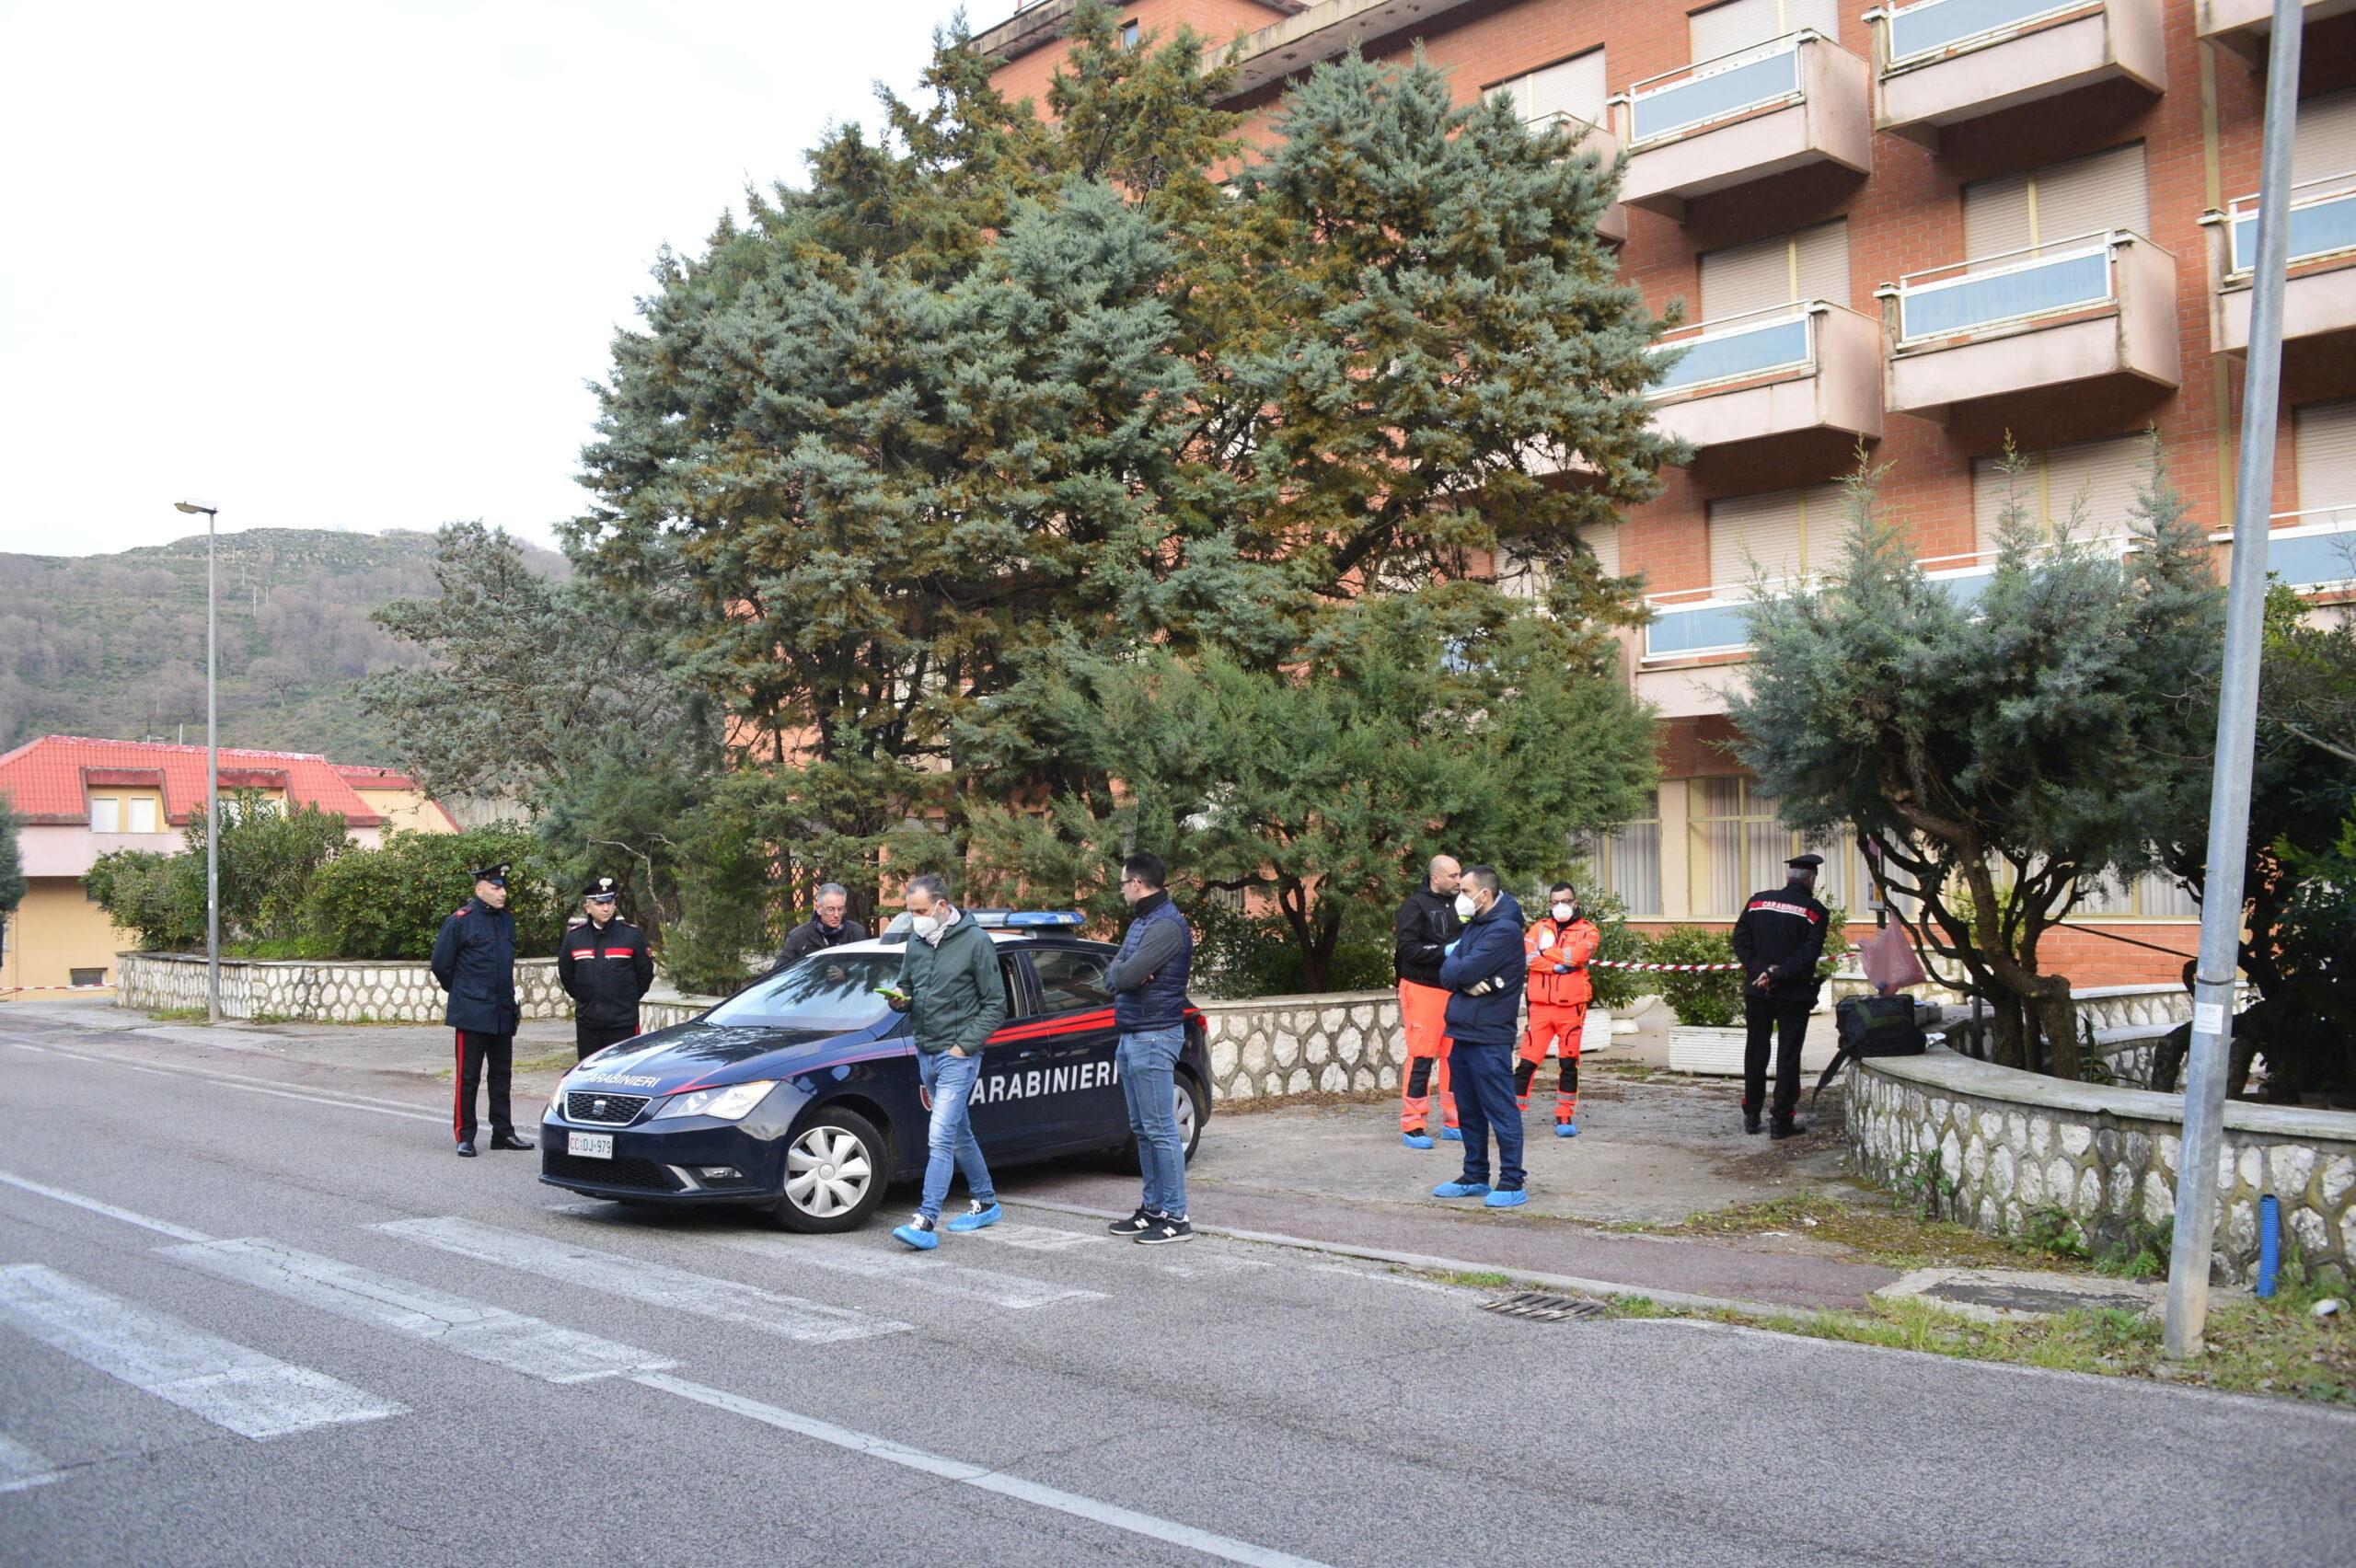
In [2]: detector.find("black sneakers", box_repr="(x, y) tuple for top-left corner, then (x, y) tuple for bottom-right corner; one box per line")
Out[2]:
(1770, 1116), (1807, 1141)
(1135, 1216), (1194, 1246)
(1108, 1208), (1155, 1237)
(1742, 1105), (1762, 1136)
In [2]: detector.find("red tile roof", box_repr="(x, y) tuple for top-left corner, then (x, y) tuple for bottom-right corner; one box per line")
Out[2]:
(0, 735), (398, 828)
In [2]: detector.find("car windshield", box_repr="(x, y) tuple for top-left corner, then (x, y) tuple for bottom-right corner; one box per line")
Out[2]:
(703, 952), (905, 1032)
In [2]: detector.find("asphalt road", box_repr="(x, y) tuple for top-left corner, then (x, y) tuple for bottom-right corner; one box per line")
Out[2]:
(0, 1009), (2348, 1567)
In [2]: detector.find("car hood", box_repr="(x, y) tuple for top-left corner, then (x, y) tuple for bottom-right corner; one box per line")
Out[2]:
(561, 1019), (892, 1097)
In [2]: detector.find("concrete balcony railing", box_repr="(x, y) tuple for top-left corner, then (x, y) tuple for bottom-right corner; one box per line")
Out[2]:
(2212, 510), (2356, 595)
(1526, 110), (1628, 245)
(2201, 171), (2356, 355)
(1641, 550), (2001, 663)
(1609, 31), (1871, 218)
(2196, 0), (2356, 65)
(1647, 300), (1884, 454)
(1865, 0), (2164, 147)
(1877, 229), (2179, 421)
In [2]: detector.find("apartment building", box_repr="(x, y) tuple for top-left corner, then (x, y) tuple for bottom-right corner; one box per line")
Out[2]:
(0, 736), (456, 993)
(975, 0), (2356, 980)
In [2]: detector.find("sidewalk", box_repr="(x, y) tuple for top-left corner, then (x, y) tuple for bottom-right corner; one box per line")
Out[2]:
(9, 997), (1897, 1310)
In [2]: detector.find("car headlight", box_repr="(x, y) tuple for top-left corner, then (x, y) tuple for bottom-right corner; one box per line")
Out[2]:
(653, 1079), (779, 1122)
(547, 1082), (566, 1120)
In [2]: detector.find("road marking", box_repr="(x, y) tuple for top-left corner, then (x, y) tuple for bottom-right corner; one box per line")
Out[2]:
(4, 1039), (446, 1124)
(375, 1216), (912, 1343)
(963, 1220), (1098, 1251)
(163, 1238), (673, 1384)
(714, 1231), (1108, 1310)
(0, 1169), (213, 1243)
(0, 1264), (403, 1440)
(637, 1373), (1335, 1568)
(0, 1434), (62, 1494)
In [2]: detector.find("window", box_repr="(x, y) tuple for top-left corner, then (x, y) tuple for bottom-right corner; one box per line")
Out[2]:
(126, 797), (159, 834)
(1578, 793), (1663, 917)
(1496, 49), (1608, 128)
(2072, 870), (2200, 920)
(1030, 949), (1114, 1018)
(2296, 399), (2356, 524)
(1689, 778), (1793, 917)
(1706, 480), (1846, 588)
(1963, 144), (2148, 260)
(70, 968), (108, 987)
(1689, 0), (1838, 59)
(1119, 18), (1140, 50)
(1970, 433), (2148, 553)
(1698, 219), (1849, 319)
(2292, 87), (2356, 187)
(89, 796), (121, 833)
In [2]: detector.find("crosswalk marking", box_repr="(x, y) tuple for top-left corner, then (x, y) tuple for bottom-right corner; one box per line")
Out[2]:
(0, 1168), (212, 1243)
(163, 1238), (674, 1383)
(0, 1264), (403, 1440)
(963, 1220), (1098, 1252)
(0, 1433), (62, 1494)
(374, 1216), (914, 1343)
(712, 1231), (1108, 1310)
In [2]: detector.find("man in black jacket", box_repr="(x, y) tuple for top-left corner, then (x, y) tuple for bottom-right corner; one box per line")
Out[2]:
(557, 873), (655, 1061)
(771, 882), (867, 975)
(1730, 852), (1832, 1140)
(430, 863), (532, 1158)
(1392, 854), (1463, 1148)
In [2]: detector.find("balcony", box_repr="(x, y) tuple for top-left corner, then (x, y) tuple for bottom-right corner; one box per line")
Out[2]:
(1528, 111), (1628, 246)
(1610, 31), (1871, 218)
(1648, 302), (1883, 455)
(1642, 553), (1998, 663)
(1865, 0), (2164, 148)
(2202, 173), (2356, 355)
(2197, 0), (2356, 66)
(1878, 230), (2179, 421)
(2212, 511), (2356, 595)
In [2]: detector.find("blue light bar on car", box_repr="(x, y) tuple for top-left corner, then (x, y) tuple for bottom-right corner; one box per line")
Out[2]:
(1004, 911), (1086, 927)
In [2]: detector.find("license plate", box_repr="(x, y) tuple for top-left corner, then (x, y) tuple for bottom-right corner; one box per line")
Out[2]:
(569, 1131), (613, 1159)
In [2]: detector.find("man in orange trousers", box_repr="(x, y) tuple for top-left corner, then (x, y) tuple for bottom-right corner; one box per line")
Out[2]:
(1393, 855), (1464, 1147)
(1519, 882), (1600, 1137)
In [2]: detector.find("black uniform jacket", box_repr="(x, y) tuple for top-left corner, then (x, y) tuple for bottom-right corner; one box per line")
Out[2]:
(1393, 886), (1464, 989)
(774, 915), (869, 973)
(431, 896), (519, 1034)
(558, 916), (655, 1032)
(1729, 882), (1832, 1002)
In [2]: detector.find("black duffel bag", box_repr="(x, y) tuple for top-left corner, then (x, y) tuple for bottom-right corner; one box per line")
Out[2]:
(1812, 994), (1928, 1105)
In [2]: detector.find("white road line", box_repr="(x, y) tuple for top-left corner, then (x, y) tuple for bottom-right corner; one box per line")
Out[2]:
(374, 1216), (913, 1343)
(963, 1220), (1099, 1251)
(0, 1169), (214, 1243)
(0, 1433), (62, 1494)
(163, 1238), (674, 1384)
(0, 1264), (403, 1440)
(4, 1039), (446, 1124)
(713, 1231), (1108, 1310)
(638, 1373), (1335, 1568)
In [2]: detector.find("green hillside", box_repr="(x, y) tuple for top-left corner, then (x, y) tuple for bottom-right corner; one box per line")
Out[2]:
(0, 527), (569, 765)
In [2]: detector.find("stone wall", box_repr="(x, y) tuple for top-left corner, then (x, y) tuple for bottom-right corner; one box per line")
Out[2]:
(117, 951), (571, 1022)
(1847, 1047), (2356, 1286)
(1196, 989), (1404, 1103)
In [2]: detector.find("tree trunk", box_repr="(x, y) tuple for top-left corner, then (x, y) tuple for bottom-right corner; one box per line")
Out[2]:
(2026, 980), (2082, 1081)
(1987, 992), (2028, 1069)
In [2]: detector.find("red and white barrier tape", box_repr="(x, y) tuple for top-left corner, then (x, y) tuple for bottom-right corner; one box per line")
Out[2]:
(1, 985), (118, 995)
(1588, 960), (1744, 973)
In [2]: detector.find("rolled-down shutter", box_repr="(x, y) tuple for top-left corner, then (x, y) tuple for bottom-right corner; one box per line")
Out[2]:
(1792, 218), (1850, 306)
(1708, 480), (1844, 586)
(1700, 219), (1848, 319)
(1581, 523), (1624, 578)
(2292, 89), (2356, 188)
(2029, 143), (2149, 248)
(1964, 171), (2034, 261)
(2295, 399), (2356, 518)
(1971, 434), (2149, 551)
(1516, 50), (1609, 125)
(1690, 0), (1780, 59)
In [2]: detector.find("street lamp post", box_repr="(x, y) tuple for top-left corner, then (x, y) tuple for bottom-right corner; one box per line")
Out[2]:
(174, 499), (221, 1025)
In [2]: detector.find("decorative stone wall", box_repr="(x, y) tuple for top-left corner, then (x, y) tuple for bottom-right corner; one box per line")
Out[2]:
(1195, 989), (1403, 1102)
(117, 951), (571, 1022)
(638, 996), (714, 1032)
(1847, 1047), (2356, 1286)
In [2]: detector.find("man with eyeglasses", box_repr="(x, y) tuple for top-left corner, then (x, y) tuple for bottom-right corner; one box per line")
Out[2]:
(1103, 852), (1196, 1245)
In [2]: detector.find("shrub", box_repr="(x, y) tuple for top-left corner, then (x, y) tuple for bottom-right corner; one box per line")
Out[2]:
(187, 795), (350, 947)
(1191, 899), (1394, 999)
(1649, 925), (1744, 1027)
(1571, 888), (1649, 1011)
(86, 848), (204, 951)
(302, 828), (562, 960)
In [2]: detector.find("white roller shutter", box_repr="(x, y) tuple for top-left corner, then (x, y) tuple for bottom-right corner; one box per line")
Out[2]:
(1964, 171), (2034, 260)
(1964, 144), (2147, 261)
(1971, 434), (2149, 550)
(2295, 400), (2356, 517)
(1709, 480), (1844, 586)
(1582, 523), (1624, 578)
(1513, 50), (1609, 126)
(1786, 0), (1842, 38)
(1690, 0), (1779, 58)
(2292, 89), (2356, 187)
(1700, 219), (1848, 318)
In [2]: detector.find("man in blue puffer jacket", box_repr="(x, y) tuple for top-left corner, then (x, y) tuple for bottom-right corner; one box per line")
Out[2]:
(1103, 852), (1196, 1246)
(1435, 866), (1529, 1208)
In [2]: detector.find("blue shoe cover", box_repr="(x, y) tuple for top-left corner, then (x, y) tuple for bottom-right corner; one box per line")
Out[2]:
(945, 1203), (1001, 1233)
(1432, 1180), (1491, 1199)
(1484, 1187), (1530, 1208)
(1555, 1122), (1579, 1137)
(892, 1222), (939, 1251)
(1402, 1131), (1435, 1149)
(1439, 1126), (1463, 1142)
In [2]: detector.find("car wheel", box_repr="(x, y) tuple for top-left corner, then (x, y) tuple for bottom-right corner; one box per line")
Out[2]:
(774, 1107), (888, 1234)
(1175, 1071), (1206, 1163)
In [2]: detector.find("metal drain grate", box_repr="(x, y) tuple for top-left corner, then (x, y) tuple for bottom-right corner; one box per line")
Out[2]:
(1480, 1291), (1606, 1322)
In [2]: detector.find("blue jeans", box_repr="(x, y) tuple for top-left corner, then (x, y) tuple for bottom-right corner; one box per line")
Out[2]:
(1117, 1026), (1187, 1218)
(918, 1049), (994, 1223)
(1450, 1040), (1525, 1191)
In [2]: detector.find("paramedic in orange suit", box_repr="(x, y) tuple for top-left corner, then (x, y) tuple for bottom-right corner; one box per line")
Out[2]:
(1519, 881), (1600, 1138)
(1392, 855), (1464, 1148)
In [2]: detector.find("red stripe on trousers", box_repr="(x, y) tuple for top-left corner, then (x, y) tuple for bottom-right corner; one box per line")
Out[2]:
(453, 1031), (464, 1141)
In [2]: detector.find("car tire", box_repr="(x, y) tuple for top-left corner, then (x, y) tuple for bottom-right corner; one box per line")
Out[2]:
(1113, 1072), (1207, 1169)
(773, 1106), (890, 1234)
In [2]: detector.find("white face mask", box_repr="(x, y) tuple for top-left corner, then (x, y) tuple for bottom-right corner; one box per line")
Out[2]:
(1552, 901), (1577, 923)
(910, 913), (943, 943)
(1453, 892), (1478, 920)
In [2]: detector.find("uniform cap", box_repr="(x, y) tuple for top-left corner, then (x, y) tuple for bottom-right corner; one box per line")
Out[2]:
(1786, 853), (1825, 870)
(471, 862), (511, 886)
(583, 874), (620, 900)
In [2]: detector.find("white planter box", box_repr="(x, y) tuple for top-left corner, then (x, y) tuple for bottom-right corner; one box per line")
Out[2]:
(1669, 1023), (1836, 1076)
(1580, 1007), (1613, 1055)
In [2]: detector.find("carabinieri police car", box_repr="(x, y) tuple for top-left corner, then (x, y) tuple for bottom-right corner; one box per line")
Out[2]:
(538, 911), (1212, 1232)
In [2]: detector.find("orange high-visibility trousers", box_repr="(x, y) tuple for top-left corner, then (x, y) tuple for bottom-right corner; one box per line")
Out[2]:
(1397, 979), (1457, 1132)
(1517, 999), (1588, 1124)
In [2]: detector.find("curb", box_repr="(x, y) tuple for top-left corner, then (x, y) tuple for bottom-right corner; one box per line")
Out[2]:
(999, 1194), (1830, 1323)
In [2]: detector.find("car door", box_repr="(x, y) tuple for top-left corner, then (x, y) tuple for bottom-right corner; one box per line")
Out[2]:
(1010, 946), (1127, 1149)
(965, 951), (1066, 1157)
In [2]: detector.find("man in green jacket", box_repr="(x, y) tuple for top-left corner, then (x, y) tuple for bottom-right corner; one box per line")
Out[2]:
(889, 873), (1007, 1251)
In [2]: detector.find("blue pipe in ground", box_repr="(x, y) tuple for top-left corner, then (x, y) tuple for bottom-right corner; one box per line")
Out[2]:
(2258, 1193), (2281, 1298)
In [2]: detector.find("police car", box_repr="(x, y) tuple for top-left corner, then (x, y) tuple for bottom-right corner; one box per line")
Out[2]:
(539, 911), (1212, 1232)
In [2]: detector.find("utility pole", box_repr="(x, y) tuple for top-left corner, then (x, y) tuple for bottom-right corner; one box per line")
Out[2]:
(2164, 0), (2304, 1359)
(174, 500), (223, 1025)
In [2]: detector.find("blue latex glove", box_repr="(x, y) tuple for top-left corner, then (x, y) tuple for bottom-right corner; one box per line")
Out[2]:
(1443, 940), (1460, 958)
(1553, 963), (1569, 973)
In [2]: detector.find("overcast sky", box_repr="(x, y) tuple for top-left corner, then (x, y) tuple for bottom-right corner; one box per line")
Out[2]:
(0, 1), (956, 559)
